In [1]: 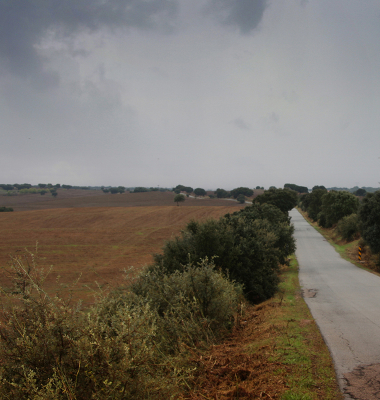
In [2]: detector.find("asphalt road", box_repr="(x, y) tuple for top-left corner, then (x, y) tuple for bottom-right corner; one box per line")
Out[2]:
(290, 208), (380, 399)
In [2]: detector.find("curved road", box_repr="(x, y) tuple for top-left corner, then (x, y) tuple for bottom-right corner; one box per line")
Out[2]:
(291, 209), (380, 399)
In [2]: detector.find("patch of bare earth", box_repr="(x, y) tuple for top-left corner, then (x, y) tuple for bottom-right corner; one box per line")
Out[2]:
(184, 304), (288, 400)
(344, 364), (380, 399)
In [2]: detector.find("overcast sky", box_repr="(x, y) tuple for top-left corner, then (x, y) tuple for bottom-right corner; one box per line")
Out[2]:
(1, 0), (380, 190)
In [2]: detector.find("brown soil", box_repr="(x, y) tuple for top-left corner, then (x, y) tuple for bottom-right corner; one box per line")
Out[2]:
(185, 303), (289, 399)
(0, 189), (246, 212)
(0, 202), (243, 304)
(344, 364), (380, 399)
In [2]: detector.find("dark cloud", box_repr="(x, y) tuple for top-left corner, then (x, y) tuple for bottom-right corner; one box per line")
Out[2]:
(0, 0), (178, 82)
(207, 0), (267, 34)
(231, 118), (250, 130)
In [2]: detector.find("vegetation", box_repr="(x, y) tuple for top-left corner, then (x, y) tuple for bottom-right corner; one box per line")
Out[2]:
(336, 213), (359, 241)
(133, 187), (149, 193)
(0, 206), (13, 212)
(174, 193), (185, 206)
(319, 191), (359, 228)
(174, 185), (193, 194)
(0, 251), (241, 400)
(284, 183), (308, 193)
(236, 194), (246, 203)
(194, 188), (206, 197)
(254, 187), (298, 214)
(151, 203), (295, 303)
(214, 188), (230, 198)
(359, 191), (380, 257)
(230, 186), (253, 198)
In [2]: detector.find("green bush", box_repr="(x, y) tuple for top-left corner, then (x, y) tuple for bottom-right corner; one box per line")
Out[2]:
(152, 204), (295, 303)
(0, 251), (241, 399)
(359, 191), (380, 256)
(132, 259), (242, 352)
(336, 214), (359, 241)
(0, 206), (13, 212)
(320, 190), (359, 228)
(236, 194), (246, 203)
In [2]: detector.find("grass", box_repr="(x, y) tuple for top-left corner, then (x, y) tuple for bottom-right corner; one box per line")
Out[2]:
(249, 257), (343, 400)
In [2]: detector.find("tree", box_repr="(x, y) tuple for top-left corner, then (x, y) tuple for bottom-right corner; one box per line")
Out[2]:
(174, 194), (185, 206)
(253, 188), (298, 214)
(359, 191), (380, 256)
(284, 183), (308, 194)
(51, 191), (58, 198)
(215, 188), (230, 198)
(194, 188), (206, 197)
(236, 194), (246, 204)
(354, 188), (366, 197)
(312, 185), (326, 191)
(320, 191), (359, 228)
(300, 189), (327, 221)
(152, 205), (295, 303)
(230, 187), (253, 199)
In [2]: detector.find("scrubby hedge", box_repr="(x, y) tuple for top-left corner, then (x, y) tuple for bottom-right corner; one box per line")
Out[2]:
(0, 252), (241, 399)
(151, 203), (295, 303)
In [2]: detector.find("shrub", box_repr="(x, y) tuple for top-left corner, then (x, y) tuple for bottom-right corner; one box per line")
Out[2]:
(132, 259), (242, 352)
(152, 206), (295, 303)
(0, 251), (241, 399)
(236, 194), (246, 203)
(321, 191), (359, 228)
(0, 206), (13, 212)
(336, 214), (359, 241)
(359, 191), (380, 256)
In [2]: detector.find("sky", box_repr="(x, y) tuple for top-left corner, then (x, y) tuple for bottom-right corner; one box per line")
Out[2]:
(1, 0), (380, 190)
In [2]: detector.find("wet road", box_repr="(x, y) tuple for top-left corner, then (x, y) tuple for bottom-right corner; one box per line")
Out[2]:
(290, 208), (380, 399)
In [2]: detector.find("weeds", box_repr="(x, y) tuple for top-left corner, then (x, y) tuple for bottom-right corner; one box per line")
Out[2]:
(0, 250), (241, 399)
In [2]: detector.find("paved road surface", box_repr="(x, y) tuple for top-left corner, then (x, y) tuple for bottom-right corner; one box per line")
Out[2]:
(290, 208), (380, 399)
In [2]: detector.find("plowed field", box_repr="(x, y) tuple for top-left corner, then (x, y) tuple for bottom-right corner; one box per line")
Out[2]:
(0, 203), (243, 304)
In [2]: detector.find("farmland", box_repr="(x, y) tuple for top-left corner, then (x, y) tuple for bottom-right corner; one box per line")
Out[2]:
(0, 190), (244, 303)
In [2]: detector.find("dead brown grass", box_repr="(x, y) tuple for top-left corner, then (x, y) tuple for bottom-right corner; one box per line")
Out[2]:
(0, 204), (243, 304)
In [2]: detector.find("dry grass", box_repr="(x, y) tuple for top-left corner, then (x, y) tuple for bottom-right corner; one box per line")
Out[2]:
(0, 204), (244, 305)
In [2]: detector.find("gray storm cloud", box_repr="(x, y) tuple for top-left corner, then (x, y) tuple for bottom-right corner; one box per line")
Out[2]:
(0, 0), (178, 84)
(206, 0), (267, 34)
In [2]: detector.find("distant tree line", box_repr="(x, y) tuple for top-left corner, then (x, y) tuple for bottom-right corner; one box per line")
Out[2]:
(299, 187), (380, 264)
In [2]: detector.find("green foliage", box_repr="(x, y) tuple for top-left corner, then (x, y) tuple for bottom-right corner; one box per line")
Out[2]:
(109, 186), (125, 194)
(284, 183), (308, 194)
(38, 183), (47, 188)
(0, 251), (240, 400)
(253, 188), (298, 214)
(230, 187), (253, 198)
(194, 188), (206, 196)
(174, 193), (185, 205)
(336, 214), (359, 241)
(312, 185), (326, 191)
(354, 188), (366, 196)
(359, 191), (380, 255)
(133, 187), (149, 193)
(0, 206), (13, 212)
(214, 188), (230, 198)
(61, 184), (72, 189)
(174, 185), (193, 194)
(40, 190), (47, 195)
(236, 194), (246, 203)
(300, 189), (327, 221)
(321, 191), (359, 228)
(152, 204), (295, 303)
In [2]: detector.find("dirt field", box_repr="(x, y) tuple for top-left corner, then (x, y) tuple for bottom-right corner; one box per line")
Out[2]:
(0, 192), (244, 303)
(0, 189), (247, 211)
